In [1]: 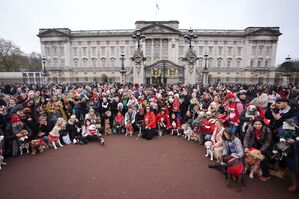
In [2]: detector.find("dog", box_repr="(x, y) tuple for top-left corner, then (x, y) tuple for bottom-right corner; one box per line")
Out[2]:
(204, 141), (214, 160)
(170, 121), (180, 136)
(190, 131), (198, 141)
(17, 131), (30, 155)
(104, 119), (112, 135)
(48, 126), (64, 150)
(182, 124), (193, 141)
(157, 120), (166, 137)
(125, 120), (134, 136)
(30, 138), (46, 155)
(244, 148), (264, 179)
(0, 135), (7, 170)
(223, 155), (245, 192)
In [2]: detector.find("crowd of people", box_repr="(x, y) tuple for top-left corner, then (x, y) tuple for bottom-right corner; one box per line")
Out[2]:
(0, 82), (298, 192)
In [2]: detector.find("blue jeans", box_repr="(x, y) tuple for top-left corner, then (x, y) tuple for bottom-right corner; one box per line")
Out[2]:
(229, 123), (239, 135)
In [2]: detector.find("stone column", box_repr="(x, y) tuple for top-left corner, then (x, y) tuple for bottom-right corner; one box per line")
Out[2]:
(131, 49), (146, 84)
(183, 49), (198, 84)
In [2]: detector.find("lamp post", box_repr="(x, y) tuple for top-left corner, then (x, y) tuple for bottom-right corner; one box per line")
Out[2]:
(41, 56), (48, 84)
(120, 54), (126, 84)
(281, 55), (291, 86)
(132, 29), (145, 49)
(184, 28), (198, 49)
(202, 53), (209, 86)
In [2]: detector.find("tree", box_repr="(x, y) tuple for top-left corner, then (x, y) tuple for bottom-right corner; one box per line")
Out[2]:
(0, 38), (42, 72)
(0, 38), (23, 72)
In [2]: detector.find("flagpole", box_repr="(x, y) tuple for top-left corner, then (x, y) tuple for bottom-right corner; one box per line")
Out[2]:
(155, 3), (157, 21)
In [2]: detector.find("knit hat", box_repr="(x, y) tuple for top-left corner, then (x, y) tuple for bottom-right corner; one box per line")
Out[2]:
(11, 114), (21, 123)
(226, 92), (235, 99)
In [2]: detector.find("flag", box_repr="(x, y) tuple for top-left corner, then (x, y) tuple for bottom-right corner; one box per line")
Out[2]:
(156, 2), (159, 10)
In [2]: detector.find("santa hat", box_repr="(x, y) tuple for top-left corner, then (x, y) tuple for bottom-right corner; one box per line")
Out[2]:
(11, 114), (21, 123)
(226, 92), (235, 99)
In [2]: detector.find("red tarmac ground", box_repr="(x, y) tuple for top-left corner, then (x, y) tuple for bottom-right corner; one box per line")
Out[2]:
(0, 135), (298, 199)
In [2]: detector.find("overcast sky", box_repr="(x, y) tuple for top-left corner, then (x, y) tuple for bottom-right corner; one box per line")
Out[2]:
(1, 0), (298, 65)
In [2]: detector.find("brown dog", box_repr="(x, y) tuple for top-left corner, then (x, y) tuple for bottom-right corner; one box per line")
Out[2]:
(104, 119), (112, 135)
(30, 138), (48, 155)
(223, 155), (245, 192)
(245, 148), (264, 179)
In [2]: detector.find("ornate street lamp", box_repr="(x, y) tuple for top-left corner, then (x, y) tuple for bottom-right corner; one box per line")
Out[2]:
(120, 54), (126, 84)
(184, 28), (198, 49)
(132, 29), (145, 49)
(202, 53), (209, 86)
(281, 55), (292, 86)
(41, 56), (48, 84)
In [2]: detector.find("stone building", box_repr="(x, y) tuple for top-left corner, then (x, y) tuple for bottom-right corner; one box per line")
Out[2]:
(37, 20), (281, 84)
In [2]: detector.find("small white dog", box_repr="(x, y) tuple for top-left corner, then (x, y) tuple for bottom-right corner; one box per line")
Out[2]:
(182, 124), (192, 141)
(18, 135), (30, 155)
(204, 141), (214, 160)
(170, 121), (180, 136)
(48, 126), (63, 150)
(0, 135), (7, 170)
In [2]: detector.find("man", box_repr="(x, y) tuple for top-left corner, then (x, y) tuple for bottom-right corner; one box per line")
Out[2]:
(226, 92), (243, 135)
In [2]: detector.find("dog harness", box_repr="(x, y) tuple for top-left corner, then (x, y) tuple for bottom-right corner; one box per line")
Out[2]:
(227, 158), (244, 177)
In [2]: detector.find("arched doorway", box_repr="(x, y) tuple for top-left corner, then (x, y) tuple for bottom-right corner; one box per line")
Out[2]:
(101, 74), (108, 83)
(144, 60), (184, 84)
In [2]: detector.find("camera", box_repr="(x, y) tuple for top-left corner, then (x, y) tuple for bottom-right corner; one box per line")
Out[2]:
(271, 108), (280, 114)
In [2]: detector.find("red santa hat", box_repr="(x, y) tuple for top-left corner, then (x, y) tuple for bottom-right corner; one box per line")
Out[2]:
(11, 114), (21, 123)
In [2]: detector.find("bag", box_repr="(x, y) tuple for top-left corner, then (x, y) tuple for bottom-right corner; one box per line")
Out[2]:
(62, 133), (71, 145)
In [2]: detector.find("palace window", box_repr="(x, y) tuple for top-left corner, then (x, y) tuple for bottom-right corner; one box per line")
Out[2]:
(101, 59), (106, 67)
(266, 46), (271, 56)
(61, 59), (65, 67)
(208, 58), (213, 68)
(83, 59), (87, 67)
(198, 59), (203, 67)
(45, 47), (51, 56)
(120, 46), (125, 54)
(227, 47), (232, 56)
(198, 46), (204, 55)
(217, 59), (222, 68)
(59, 47), (64, 57)
(74, 59), (78, 68)
(259, 46), (263, 56)
(111, 59), (115, 68)
(162, 39), (168, 56)
(227, 59), (232, 68)
(53, 46), (58, 56)
(251, 46), (256, 56)
(54, 59), (58, 67)
(237, 47), (242, 56)
(92, 59), (97, 67)
(101, 47), (106, 56)
(265, 60), (269, 67)
(154, 39), (160, 57)
(179, 46), (184, 56)
(92, 47), (96, 57)
(110, 46), (115, 57)
(129, 46), (134, 56)
(236, 60), (241, 68)
(208, 46), (213, 55)
(257, 59), (262, 67)
(82, 47), (87, 57)
(218, 46), (222, 55)
(73, 47), (78, 56)
(145, 40), (151, 56)
(250, 60), (254, 67)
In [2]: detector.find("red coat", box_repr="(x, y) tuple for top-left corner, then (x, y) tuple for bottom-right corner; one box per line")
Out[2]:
(144, 112), (156, 128)
(228, 102), (242, 123)
(172, 99), (181, 112)
(156, 113), (170, 128)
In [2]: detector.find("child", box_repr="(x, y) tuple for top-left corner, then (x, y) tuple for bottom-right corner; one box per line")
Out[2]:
(169, 113), (181, 136)
(81, 119), (104, 145)
(114, 111), (125, 134)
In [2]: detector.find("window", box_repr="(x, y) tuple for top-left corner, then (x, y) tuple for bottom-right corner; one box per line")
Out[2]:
(208, 46), (213, 55)
(73, 47), (78, 56)
(162, 39), (168, 56)
(45, 47), (51, 56)
(217, 59), (222, 68)
(110, 46), (115, 57)
(92, 59), (97, 67)
(227, 59), (231, 68)
(61, 59), (65, 67)
(101, 59), (106, 67)
(145, 40), (151, 56)
(236, 60), (241, 68)
(251, 46), (256, 56)
(265, 60), (268, 67)
(130, 46), (135, 56)
(82, 47), (87, 57)
(59, 47), (64, 57)
(218, 46), (222, 55)
(83, 59), (87, 67)
(92, 47), (96, 57)
(120, 46), (125, 54)
(48, 60), (52, 67)
(250, 60), (254, 67)
(53, 46), (57, 56)
(266, 46), (271, 56)
(259, 46), (263, 55)
(179, 46), (184, 56)
(198, 46), (204, 55)
(237, 47), (242, 56)
(54, 59), (58, 67)
(257, 60), (262, 67)
(74, 60), (78, 68)
(111, 59), (115, 68)
(154, 39), (160, 57)
(208, 59), (212, 68)
(101, 47), (106, 56)
(227, 47), (232, 56)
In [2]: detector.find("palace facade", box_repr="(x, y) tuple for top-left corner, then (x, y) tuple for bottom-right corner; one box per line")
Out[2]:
(37, 20), (282, 85)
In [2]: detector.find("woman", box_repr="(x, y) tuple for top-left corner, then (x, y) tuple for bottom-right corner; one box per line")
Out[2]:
(243, 117), (272, 181)
(210, 120), (225, 162)
(142, 106), (156, 140)
(222, 128), (244, 159)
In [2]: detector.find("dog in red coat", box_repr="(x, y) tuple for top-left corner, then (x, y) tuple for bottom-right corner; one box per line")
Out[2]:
(223, 155), (245, 192)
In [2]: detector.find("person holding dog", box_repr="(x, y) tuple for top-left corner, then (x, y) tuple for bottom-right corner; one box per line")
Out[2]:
(243, 117), (272, 181)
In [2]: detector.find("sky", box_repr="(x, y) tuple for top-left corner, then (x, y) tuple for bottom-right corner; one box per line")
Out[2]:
(0, 0), (298, 65)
